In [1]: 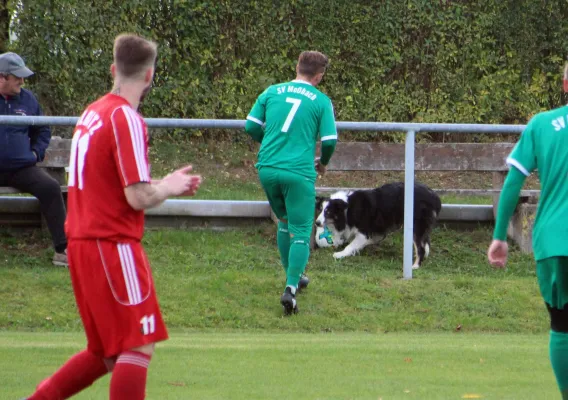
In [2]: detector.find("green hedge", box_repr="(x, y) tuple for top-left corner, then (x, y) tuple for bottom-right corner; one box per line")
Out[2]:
(10, 0), (568, 138)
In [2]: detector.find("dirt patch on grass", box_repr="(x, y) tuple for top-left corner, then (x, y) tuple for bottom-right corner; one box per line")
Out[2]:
(0, 228), (51, 256)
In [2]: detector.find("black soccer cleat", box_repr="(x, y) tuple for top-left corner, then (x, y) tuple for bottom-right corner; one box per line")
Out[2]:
(280, 287), (298, 316)
(298, 274), (310, 291)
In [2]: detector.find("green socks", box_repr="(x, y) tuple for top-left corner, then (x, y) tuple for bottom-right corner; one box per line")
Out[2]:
(550, 330), (568, 398)
(277, 223), (310, 289)
(286, 237), (310, 288)
(277, 222), (290, 273)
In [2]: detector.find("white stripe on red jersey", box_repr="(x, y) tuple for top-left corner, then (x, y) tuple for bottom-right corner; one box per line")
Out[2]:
(111, 106), (150, 186)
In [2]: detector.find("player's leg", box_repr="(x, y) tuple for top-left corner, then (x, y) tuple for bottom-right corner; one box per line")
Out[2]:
(27, 240), (110, 400)
(279, 171), (315, 314)
(537, 257), (568, 399)
(258, 167), (290, 273)
(27, 352), (110, 400)
(110, 343), (155, 400)
(85, 240), (169, 400)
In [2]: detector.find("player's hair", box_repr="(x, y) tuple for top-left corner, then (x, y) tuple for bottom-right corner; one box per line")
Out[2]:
(297, 51), (329, 77)
(113, 33), (158, 79)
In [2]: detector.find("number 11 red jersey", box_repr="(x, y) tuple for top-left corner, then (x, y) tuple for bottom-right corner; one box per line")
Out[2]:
(66, 94), (151, 241)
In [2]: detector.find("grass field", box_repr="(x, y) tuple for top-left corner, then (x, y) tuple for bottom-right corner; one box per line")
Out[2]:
(0, 223), (554, 399)
(2, 332), (557, 400)
(0, 223), (543, 334)
(0, 137), (554, 398)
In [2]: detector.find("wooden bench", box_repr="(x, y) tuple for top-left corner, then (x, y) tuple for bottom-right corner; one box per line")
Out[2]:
(0, 136), (71, 195)
(315, 142), (539, 253)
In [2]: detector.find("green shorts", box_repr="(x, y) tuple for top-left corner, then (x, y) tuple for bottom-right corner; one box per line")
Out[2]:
(258, 166), (315, 238)
(537, 257), (568, 309)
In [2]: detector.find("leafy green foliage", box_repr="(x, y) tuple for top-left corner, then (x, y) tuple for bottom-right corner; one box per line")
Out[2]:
(9, 1), (568, 140)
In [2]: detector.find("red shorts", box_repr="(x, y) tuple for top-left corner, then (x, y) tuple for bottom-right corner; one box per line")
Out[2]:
(68, 239), (168, 358)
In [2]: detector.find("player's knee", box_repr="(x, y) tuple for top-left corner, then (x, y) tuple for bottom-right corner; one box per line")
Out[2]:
(289, 223), (312, 240)
(291, 236), (310, 247)
(129, 342), (155, 356)
(547, 304), (568, 333)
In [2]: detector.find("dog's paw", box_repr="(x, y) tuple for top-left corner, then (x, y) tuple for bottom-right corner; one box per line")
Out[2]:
(412, 263), (420, 270)
(333, 251), (350, 259)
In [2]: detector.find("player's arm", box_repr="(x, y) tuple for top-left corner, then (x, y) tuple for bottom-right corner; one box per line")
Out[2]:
(126, 169), (201, 210)
(244, 90), (267, 142)
(125, 181), (176, 210)
(488, 119), (536, 268)
(111, 107), (200, 211)
(320, 137), (337, 165)
(245, 118), (264, 142)
(493, 120), (537, 241)
(316, 99), (338, 174)
(125, 168), (201, 210)
(493, 167), (527, 240)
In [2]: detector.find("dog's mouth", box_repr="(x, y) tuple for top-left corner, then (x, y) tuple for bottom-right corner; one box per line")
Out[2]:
(324, 219), (337, 231)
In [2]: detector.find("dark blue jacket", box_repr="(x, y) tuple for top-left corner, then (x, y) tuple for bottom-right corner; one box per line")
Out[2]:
(0, 88), (51, 171)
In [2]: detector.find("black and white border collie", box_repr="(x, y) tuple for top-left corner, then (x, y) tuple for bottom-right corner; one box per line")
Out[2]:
(315, 182), (442, 269)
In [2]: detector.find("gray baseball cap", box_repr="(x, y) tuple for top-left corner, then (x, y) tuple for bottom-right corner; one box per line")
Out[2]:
(0, 52), (33, 78)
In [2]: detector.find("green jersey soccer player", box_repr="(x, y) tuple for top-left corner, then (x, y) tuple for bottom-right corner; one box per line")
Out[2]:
(245, 51), (337, 315)
(488, 64), (568, 399)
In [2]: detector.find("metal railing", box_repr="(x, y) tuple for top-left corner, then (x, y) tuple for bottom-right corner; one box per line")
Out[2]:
(0, 116), (527, 279)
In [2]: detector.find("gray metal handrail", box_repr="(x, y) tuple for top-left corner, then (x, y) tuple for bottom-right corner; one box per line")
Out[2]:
(0, 115), (526, 279)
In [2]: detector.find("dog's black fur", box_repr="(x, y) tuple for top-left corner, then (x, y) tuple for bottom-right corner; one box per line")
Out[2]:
(315, 182), (442, 268)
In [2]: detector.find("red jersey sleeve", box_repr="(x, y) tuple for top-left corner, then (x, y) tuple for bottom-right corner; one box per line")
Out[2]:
(110, 105), (151, 187)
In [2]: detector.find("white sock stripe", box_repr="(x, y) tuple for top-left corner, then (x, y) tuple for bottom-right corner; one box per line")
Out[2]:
(117, 244), (135, 304)
(117, 357), (150, 367)
(116, 356), (150, 368)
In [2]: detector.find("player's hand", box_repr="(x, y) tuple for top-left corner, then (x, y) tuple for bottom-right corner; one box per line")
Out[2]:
(179, 175), (202, 197)
(315, 158), (327, 176)
(162, 165), (201, 197)
(487, 239), (508, 269)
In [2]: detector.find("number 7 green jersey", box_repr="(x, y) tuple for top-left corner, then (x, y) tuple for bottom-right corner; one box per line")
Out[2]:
(246, 79), (337, 180)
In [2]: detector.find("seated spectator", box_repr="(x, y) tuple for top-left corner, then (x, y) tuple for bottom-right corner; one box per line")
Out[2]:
(0, 52), (67, 266)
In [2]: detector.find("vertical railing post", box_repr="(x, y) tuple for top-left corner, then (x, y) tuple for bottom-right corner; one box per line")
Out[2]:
(403, 130), (416, 279)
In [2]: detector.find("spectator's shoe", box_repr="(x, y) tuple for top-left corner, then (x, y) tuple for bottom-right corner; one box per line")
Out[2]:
(52, 251), (68, 267)
(298, 274), (310, 292)
(280, 287), (298, 316)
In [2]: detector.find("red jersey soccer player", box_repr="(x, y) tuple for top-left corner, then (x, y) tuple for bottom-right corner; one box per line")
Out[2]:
(25, 34), (201, 400)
